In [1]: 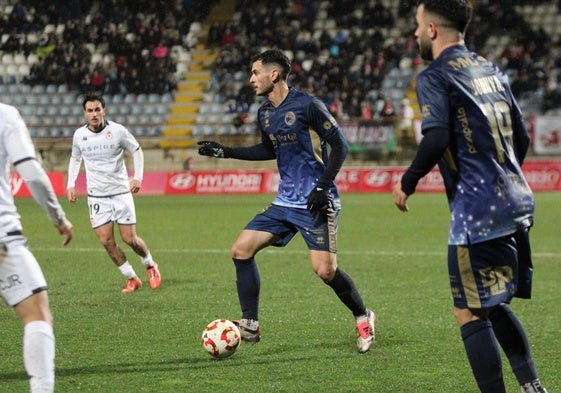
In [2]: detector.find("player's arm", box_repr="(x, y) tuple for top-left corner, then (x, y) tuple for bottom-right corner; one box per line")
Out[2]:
(130, 147), (144, 193)
(16, 158), (73, 246)
(400, 126), (449, 194)
(198, 130), (276, 160)
(305, 99), (349, 212)
(393, 126), (449, 212)
(66, 140), (82, 203)
(510, 99), (530, 164)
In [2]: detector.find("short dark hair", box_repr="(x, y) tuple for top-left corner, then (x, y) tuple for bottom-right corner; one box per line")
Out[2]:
(82, 92), (105, 109)
(251, 49), (292, 80)
(417, 0), (473, 34)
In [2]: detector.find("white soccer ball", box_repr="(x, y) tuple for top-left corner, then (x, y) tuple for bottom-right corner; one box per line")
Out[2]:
(201, 319), (241, 359)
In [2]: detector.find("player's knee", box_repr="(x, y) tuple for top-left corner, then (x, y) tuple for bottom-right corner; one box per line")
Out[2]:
(315, 266), (336, 282)
(230, 242), (251, 260)
(100, 237), (116, 249)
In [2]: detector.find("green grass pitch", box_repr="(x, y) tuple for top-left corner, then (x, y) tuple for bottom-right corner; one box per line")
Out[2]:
(1, 192), (559, 392)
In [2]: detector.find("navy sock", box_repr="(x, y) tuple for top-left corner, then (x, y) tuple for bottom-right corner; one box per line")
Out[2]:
(233, 257), (260, 321)
(325, 268), (366, 316)
(489, 304), (538, 385)
(461, 319), (506, 393)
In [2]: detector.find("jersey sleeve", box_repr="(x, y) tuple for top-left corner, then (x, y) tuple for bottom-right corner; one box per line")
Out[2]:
(416, 69), (450, 135)
(120, 124), (141, 152)
(3, 107), (36, 164)
(306, 97), (341, 139)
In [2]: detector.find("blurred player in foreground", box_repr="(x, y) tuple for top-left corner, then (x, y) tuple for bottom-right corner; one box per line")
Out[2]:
(198, 49), (376, 354)
(0, 103), (73, 392)
(392, 1), (547, 392)
(66, 93), (161, 293)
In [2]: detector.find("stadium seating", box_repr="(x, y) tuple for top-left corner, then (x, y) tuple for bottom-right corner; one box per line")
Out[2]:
(0, 0), (558, 147)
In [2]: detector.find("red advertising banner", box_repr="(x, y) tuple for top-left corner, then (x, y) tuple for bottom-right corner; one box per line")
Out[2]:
(520, 160), (561, 191)
(12, 160), (561, 198)
(11, 172), (65, 197)
(164, 160), (561, 195)
(165, 171), (265, 194)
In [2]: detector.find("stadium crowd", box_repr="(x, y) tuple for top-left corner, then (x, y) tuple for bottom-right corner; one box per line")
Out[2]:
(1, 0), (561, 131)
(206, 0), (561, 122)
(0, 0), (216, 95)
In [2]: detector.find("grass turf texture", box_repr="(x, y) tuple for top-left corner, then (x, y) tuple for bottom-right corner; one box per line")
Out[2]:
(1, 193), (559, 392)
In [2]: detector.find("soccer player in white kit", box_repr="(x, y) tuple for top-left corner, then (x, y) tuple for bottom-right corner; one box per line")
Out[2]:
(66, 93), (161, 293)
(0, 103), (74, 393)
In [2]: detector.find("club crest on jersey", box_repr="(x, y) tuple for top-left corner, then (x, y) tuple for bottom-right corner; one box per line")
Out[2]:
(284, 111), (296, 126)
(106, 131), (113, 140)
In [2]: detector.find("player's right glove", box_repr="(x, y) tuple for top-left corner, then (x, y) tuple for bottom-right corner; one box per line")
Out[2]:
(197, 141), (230, 158)
(306, 185), (331, 213)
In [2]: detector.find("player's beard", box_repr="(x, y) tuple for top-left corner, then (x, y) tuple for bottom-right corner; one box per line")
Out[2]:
(257, 80), (274, 97)
(418, 36), (434, 61)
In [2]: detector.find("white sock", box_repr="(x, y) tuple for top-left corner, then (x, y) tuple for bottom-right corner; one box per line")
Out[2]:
(118, 261), (137, 279)
(240, 319), (259, 330)
(140, 252), (154, 268)
(356, 311), (369, 323)
(24, 321), (55, 393)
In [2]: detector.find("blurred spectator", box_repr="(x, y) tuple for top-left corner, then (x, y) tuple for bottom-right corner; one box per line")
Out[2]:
(221, 26), (235, 46)
(0, 0), (218, 96)
(361, 100), (373, 119)
(380, 98), (396, 118)
(328, 96), (344, 119)
(400, 98), (415, 137)
(542, 83), (561, 113)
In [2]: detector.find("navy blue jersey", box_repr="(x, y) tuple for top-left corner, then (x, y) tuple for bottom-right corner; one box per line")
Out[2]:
(256, 87), (342, 208)
(416, 45), (534, 245)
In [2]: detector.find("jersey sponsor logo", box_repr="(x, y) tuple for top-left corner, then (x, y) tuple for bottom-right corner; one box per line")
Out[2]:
(447, 54), (488, 70)
(457, 107), (477, 153)
(169, 173), (197, 189)
(274, 132), (297, 144)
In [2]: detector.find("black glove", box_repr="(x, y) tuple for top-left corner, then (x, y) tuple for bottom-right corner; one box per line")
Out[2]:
(306, 185), (331, 213)
(197, 141), (230, 158)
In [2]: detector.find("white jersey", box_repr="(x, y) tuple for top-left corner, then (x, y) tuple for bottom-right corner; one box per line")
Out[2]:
(67, 120), (141, 197)
(0, 103), (35, 234)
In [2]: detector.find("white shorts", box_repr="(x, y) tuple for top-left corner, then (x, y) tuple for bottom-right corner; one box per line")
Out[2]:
(88, 193), (137, 229)
(0, 236), (48, 307)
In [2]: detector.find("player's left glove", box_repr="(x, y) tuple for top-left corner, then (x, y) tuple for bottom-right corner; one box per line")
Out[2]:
(197, 141), (231, 158)
(306, 184), (331, 213)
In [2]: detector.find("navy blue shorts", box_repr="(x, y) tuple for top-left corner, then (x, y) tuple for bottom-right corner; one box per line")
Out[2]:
(448, 228), (533, 310)
(245, 204), (340, 253)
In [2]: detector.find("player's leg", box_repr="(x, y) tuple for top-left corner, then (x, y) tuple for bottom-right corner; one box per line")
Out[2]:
(230, 228), (278, 343)
(115, 193), (160, 290)
(449, 238), (523, 393)
(2, 241), (55, 393)
(301, 206), (375, 353)
(490, 229), (547, 392)
(310, 250), (376, 353)
(94, 222), (141, 292)
(15, 292), (55, 393)
(118, 223), (161, 289)
(455, 306), (506, 393)
(489, 304), (547, 392)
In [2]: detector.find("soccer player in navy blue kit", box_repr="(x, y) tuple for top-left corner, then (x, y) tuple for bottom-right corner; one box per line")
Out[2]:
(393, 1), (548, 392)
(198, 49), (376, 354)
